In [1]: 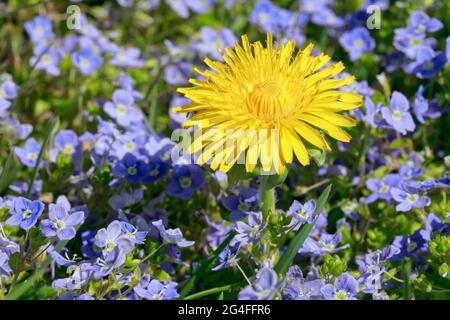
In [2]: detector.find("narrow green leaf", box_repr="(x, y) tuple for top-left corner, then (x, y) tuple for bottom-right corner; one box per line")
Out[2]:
(184, 284), (237, 300)
(27, 119), (57, 197)
(179, 231), (236, 298)
(0, 152), (19, 194)
(274, 184), (332, 275)
(227, 164), (245, 187)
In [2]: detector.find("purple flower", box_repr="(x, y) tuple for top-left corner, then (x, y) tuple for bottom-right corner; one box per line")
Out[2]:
(321, 272), (359, 300)
(134, 275), (179, 300)
(50, 130), (81, 163)
(6, 197), (45, 230)
(212, 242), (241, 271)
(282, 266), (324, 300)
(142, 156), (169, 184)
(72, 48), (103, 76)
(234, 211), (266, 245)
(238, 267), (282, 300)
(109, 47), (144, 68)
(164, 62), (192, 85)
(30, 44), (63, 76)
(41, 196), (85, 240)
(312, 9), (345, 28)
(121, 222), (148, 244)
(362, 96), (382, 128)
(14, 138), (43, 168)
(108, 189), (143, 210)
(339, 27), (375, 61)
(24, 15), (55, 43)
(406, 11), (443, 36)
(152, 219), (194, 247)
(192, 27), (237, 60)
(381, 91), (415, 135)
(0, 79), (19, 113)
(222, 188), (259, 221)
(413, 85), (441, 123)
(104, 89), (143, 127)
(365, 174), (401, 203)
(167, 165), (204, 200)
(94, 220), (134, 255)
(413, 51), (446, 79)
(0, 252), (12, 278)
(112, 153), (149, 183)
(391, 187), (430, 212)
(287, 199), (316, 228)
(187, 0), (215, 15)
(299, 232), (349, 256)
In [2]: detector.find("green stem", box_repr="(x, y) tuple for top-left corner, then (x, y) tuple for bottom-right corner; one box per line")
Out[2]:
(259, 178), (276, 218)
(184, 284), (236, 300)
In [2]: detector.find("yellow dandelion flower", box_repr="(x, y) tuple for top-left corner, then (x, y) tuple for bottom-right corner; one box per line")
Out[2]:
(174, 33), (362, 175)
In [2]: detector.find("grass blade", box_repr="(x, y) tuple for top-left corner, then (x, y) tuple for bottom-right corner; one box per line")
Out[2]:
(179, 231), (236, 298)
(27, 119), (57, 197)
(274, 184), (332, 275)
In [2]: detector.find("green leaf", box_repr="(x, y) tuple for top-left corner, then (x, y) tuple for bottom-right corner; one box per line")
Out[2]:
(274, 184), (332, 275)
(0, 152), (20, 194)
(227, 163), (246, 187)
(179, 231), (236, 298)
(27, 119), (58, 197)
(259, 171), (288, 191)
(308, 148), (326, 166)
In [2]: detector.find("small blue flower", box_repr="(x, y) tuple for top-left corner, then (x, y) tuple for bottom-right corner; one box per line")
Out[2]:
(299, 232), (349, 256)
(121, 222), (148, 244)
(104, 89), (144, 127)
(0, 252), (12, 278)
(167, 165), (204, 200)
(413, 51), (446, 79)
(212, 242), (241, 271)
(134, 275), (179, 300)
(339, 27), (375, 61)
(238, 267), (282, 300)
(112, 153), (150, 183)
(14, 138), (43, 168)
(0, 79), (19, 113)
(94, 220), (134, 255)
(24, 15), (55, 43)
(287, 199), (316, 228)
(152, 219), (194, 247)
(109, 47), (144, 69)
(406, 11), (443, 36)
(6, 197), (45, 230)
(365, 174), (401, 203)
(234, 211), (266, 245)
(390, 187), (430, 212)
(41, 196), (85, 240)
(72, 48), (103, 76)
(50, 130), (82, 163)
(222, 188), (259, 221)
(381, 91), (415, 135)
(142, 156), (169, 184)
(321, 272), (359, 300)
(30, 44), (63, 76)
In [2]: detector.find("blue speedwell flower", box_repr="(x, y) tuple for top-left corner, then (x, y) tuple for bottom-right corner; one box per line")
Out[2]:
(121, 222), (148, 244)
(339, 27), (375, 61)
(238, 267), (283, 300)
(167, 165), (204, 200)
(6, 197), (45, 230)
(112, 153), (149, 183)
(24, 15), (55, 43)
(381, 91), (416, 135)
(104, 89), (144, 128)
(287, 199), (316, 228)
(321, 272), (359, 300)
(14, 138), (43, 168)
(152, 219), (194, 247)
(94, 220), (134, 255)
(41, 196), (85, 240)
(133, 275), (179, 300)
(221, 188), (259, 221)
